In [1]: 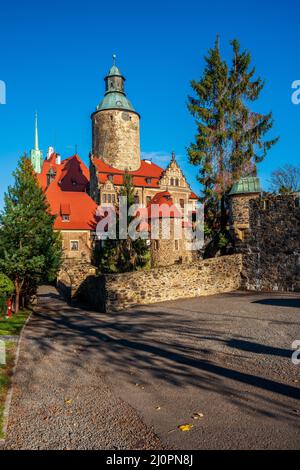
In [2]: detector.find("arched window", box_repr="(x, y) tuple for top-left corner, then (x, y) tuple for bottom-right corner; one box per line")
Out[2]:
(170, 178), (174, 186)
(175, 178), (179, 186)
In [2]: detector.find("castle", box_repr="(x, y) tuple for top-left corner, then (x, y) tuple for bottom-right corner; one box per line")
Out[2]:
(31, 57), (198, 267)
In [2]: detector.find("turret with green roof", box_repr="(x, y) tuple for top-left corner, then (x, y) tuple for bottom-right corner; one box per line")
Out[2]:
(229, 175), (262, 242)
(96, 54), (138, 115)
(91, 55), (141, 171)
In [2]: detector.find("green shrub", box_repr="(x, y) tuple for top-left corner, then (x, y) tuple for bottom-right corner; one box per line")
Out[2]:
(0, 273), (14, 299)
(0, 274), (14, 316)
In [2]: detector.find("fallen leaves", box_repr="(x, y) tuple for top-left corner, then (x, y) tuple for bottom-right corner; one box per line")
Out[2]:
(192, 412), (204, 420)
(64, 398), (73, 405)
(178, 424), (194, 432)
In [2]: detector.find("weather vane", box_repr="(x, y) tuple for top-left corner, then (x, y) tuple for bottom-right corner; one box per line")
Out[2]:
(112, 54), (117, 65)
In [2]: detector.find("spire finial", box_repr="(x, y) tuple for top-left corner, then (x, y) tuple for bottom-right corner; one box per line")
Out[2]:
(171, 150), (176, 161)
(112, 54), (117, 66)
(34, 111), (39, 151)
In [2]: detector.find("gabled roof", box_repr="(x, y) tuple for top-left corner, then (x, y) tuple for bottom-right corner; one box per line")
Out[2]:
(37, 153), (90, 192)
(37, 153), (96, 231)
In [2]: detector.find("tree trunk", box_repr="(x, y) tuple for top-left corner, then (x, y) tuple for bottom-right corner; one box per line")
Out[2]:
(14, 279), (23, 314)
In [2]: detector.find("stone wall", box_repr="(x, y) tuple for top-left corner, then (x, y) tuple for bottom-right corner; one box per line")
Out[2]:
(73, 254), (242, 312)
(229, 193), (260, 242)
(150, 218), (194, 267)
(241, 195), (300, 291)
(57, 260), (97, 301)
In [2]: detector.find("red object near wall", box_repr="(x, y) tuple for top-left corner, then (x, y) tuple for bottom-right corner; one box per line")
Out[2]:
(7, 298), (12, 318)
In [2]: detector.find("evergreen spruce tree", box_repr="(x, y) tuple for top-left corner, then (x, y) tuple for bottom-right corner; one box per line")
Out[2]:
(98, 173), (149, 273)
(188, 37), (278, 253)
(0, 156), (62, 312)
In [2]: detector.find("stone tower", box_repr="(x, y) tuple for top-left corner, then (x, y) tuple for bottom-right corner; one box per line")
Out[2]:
(228, 176), (261, 242)
(91, 56), (141, 171)
(30, 112), (43, 174)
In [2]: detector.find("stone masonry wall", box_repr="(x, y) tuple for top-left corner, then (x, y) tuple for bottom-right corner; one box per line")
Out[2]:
(241, 195), (300, 291)
(92, 109), (140, 171)
(73, 254), (242, 312)
(57, 260), (97, 301)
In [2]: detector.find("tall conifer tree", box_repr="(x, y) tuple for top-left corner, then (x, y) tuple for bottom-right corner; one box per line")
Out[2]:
(0, 156), (62, 312)
(188, 37), (278, 251)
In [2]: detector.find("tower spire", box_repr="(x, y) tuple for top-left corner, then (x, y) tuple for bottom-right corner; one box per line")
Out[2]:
(34, 111), (39, 150)
(30, 111), (43, 174)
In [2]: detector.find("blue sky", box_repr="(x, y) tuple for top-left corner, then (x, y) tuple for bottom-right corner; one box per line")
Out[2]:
(0, 0), (299, 207)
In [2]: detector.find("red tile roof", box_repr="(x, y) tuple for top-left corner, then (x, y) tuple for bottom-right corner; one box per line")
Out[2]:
(147, 191), (183, 219)
(189, 191), (199, 200)
(93, 157), (163, 188)
(37, 154), (90, 192)
(37, 154), (97, 231)
(93, 157), (198, 199)
(45, 182), (98, 230)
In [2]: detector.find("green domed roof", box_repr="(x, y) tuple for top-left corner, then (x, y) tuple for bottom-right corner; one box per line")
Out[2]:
(97, 92), (135, 112)
(229, 176), (262, 196)
(95, 55), (138, 114)
(108, 64), (122, 77)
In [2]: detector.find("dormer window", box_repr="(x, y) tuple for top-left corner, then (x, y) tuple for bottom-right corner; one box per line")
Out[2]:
(146, 177), (152, 184)
(60, 203), (71, 222)
(108, 174), (113, 182)
(47, 167), (56, 186)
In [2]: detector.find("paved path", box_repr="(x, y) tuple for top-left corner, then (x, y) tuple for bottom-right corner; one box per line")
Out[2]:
(4, 287), (300, 449)
(4, 287), (162, 450)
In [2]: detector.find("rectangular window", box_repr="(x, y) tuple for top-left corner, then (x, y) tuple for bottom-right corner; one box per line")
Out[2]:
(179, 199), (184, 208)
(134, 195), (139, 204)
(107, 194), (112, 203)
(175, 240), (179, 250)
(70, 240), (79, 251)
(146, 196), (152, 205)
(102, 194), (107, 203)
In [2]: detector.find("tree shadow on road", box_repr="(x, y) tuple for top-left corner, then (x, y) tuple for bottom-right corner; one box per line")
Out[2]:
(22, 292), (300, 429)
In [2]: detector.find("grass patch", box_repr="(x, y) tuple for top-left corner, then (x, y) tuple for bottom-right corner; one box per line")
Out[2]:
(0, 309), (31, 438)
(0, 309), (31, 336)
(0, 342), (16, 439)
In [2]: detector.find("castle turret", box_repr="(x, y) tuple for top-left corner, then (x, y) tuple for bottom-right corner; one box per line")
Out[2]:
(229, 176), (262, 242)
(30, 112), (43, 173)
(91, 55), (141, 171)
